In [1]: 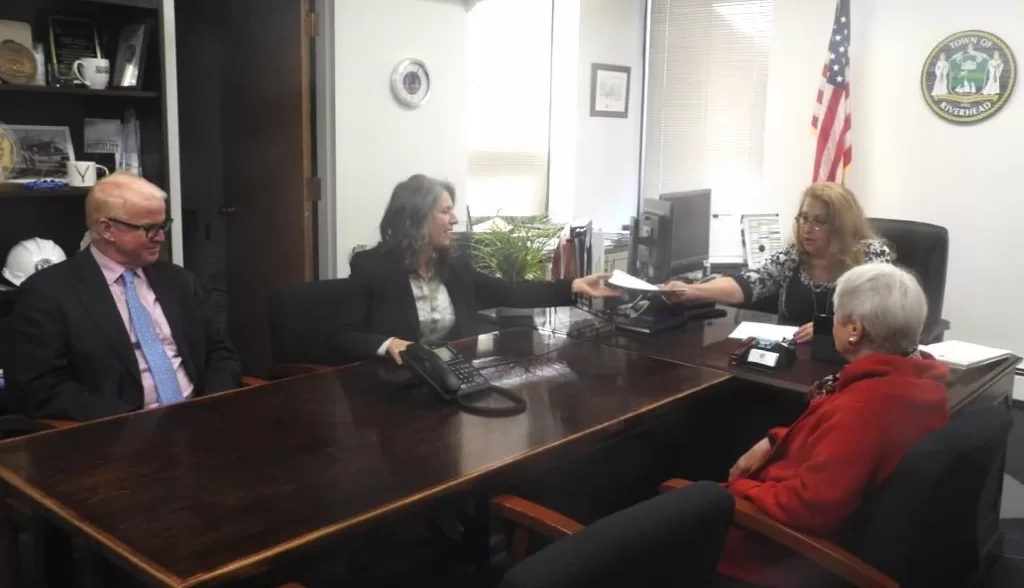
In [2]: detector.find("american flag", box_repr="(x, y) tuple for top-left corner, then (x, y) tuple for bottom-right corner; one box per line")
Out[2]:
(811, 0), (851, 183)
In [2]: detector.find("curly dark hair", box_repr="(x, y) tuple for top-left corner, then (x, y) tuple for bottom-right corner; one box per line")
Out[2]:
(379, 174), (456, 272)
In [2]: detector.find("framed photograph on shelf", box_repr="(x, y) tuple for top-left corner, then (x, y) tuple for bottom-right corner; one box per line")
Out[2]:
(6, 125), (75, 183)
(112, 21), (151, 89)
(589, 63), (631, 118)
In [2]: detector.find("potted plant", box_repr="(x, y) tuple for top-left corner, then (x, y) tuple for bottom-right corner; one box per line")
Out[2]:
(470, 215), (560, 317)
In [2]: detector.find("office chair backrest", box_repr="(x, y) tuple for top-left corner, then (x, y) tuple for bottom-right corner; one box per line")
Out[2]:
(499, 481), (733, 588)
(267, 279), (352, 365)
(841, 405), (1012, 588)
(868, 218), (949, 335)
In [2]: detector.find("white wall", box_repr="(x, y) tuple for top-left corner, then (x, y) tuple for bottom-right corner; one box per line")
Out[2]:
(759, 0), (836, 218)
(573, 0), (646, 231)
(764, 0), (1024, 395)
(331, 0), (468, 277)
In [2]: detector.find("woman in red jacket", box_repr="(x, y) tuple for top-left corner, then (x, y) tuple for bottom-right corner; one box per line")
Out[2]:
(716, 263), (950, 587)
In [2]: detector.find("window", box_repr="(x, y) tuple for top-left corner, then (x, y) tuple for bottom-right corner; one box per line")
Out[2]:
(466, 0), (553, 218)
(643, 0), (774, 213)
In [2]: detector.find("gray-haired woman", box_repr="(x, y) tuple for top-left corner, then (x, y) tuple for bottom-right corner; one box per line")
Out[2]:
(717, 263), (950, 586)
(329, 174), (619, 364)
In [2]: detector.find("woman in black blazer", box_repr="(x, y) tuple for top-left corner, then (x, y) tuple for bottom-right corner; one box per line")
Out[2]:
(331, 174), (619, 364)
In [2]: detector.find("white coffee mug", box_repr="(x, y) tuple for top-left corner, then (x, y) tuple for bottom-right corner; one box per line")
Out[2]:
(72, 57), (110, 90)
(67, 161), (110, 187)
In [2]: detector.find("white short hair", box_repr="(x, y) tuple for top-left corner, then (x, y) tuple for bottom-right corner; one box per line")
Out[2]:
(833, 263), (928, 354)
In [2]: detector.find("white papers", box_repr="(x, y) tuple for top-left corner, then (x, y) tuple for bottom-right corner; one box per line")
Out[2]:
(742, 214), (785, 269)
(919, 340), (1011, 369)
(728, 321), (798, 342)
(709, 214), (745, 264)
(84, 118), (122, 154)
(607, 269), (660, 292)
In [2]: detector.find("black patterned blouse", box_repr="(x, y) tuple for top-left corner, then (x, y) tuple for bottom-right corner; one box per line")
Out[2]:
(730, 239), (892, 326)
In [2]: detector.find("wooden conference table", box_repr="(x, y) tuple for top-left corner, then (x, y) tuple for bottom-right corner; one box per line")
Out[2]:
(0, 309), (1017, 587)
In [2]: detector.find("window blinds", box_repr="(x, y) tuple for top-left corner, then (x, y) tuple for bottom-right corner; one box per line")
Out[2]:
(644, 0), (774, 212)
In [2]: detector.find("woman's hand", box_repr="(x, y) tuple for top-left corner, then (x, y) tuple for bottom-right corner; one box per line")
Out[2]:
(571, 273), (622, 298)
(728, 437), (772, 482)
(386, 338), (413, 364)
(794, 321), (814, 344)
(659, 281), (698, 303)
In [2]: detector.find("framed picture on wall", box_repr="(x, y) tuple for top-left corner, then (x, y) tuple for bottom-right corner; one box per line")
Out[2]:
(590, 63), (631, 118)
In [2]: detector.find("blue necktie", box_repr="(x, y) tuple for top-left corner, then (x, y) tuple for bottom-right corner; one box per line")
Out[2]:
(122, 270), (184, 406)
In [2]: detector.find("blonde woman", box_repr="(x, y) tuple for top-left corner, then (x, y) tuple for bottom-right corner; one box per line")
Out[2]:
(663, 182), (891, 343)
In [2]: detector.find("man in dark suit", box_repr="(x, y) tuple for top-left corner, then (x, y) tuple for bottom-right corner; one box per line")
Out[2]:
(3, 173), (240, 421)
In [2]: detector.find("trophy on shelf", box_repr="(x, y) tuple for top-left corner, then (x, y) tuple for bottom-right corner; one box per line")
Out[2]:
(48, 15), (101, 87)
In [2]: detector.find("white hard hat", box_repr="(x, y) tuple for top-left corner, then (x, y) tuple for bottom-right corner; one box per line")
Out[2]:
(2, 238), (67, 286)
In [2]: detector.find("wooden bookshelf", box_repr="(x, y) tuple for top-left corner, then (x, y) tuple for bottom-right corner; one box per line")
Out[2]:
(0, 0), (168, 296)
(0, 85), (159, 99)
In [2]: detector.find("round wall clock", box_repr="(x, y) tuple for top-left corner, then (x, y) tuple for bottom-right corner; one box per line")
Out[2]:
(391, 58), (431, 108)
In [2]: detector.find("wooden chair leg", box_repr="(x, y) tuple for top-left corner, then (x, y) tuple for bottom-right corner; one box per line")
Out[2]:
(29, 515), (73, 588)
(76, 540), (111, 588)
(0, 497), (23, 588)
(508, 526), (530, 566)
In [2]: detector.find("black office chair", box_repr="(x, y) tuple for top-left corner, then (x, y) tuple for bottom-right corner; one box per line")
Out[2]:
(663, 404), (1012, 588)
(868, 218), (950, 343)
(492, 481), (733, 587)
(267, 278), (353, 367)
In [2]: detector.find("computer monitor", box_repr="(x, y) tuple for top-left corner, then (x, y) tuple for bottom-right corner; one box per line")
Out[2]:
(659, 189), (711, 276)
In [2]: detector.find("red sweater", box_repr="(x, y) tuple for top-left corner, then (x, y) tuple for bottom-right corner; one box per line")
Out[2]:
(717, 353), (950, 587)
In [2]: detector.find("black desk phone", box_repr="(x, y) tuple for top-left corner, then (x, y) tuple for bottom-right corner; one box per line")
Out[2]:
(400, 344), (526, 417)
(401, 343), (491, 399)
(729, 336), (797, 371)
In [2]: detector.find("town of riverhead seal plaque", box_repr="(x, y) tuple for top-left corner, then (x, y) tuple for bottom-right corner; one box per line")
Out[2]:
(921, 30), (1016, 125)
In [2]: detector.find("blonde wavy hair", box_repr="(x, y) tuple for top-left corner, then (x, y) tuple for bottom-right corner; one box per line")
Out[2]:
(792, 182), (880, 274)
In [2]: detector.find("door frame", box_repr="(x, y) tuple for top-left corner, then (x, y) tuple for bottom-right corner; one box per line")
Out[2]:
(314, 0), (337, 278)
(161, 0), (184, 265)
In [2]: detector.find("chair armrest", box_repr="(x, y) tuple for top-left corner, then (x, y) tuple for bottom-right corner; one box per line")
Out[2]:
(267, 363), (332, 380)
(490, 494), (584, 541)
(731, 500), (897, 588)
(38, 419), (77, 429)
(241, 376), (269, 387)
(0, 415), (71, 439)
(659, 479), (896, 588)
(659, 477), (691, 493)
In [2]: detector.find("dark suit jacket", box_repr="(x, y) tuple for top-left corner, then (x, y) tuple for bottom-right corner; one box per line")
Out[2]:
(2, 252), (241, 421)
(330, 246), (574, 361)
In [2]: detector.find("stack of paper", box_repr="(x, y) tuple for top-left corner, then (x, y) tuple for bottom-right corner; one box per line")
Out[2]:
(728, 322), (798, 342)
(919, 340), (1012, 369)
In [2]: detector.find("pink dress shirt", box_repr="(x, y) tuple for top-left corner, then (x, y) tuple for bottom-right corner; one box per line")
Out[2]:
(90, 246), (194, 408)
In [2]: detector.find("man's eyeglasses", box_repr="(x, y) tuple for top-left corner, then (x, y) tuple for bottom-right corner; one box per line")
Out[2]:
(795, 214), (828, 231)
(107, 218), (174, 240)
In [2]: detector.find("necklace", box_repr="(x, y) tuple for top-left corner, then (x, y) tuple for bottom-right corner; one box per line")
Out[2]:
(804, 266), (833, 316)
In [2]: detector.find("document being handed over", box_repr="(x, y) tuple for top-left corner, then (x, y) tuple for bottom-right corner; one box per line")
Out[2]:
(606, 270), (661, 292)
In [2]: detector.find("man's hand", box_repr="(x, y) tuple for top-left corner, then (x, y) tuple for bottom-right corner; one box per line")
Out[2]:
(386, 338), (413, 364)
(794, 321), (814, 344)
(571, 273), (622, 298)
(729, 437), (772, 482)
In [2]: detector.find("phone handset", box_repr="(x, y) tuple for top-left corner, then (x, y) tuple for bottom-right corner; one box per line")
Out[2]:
(401, 343), (490, 397)
(399, 343), (526, 417)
